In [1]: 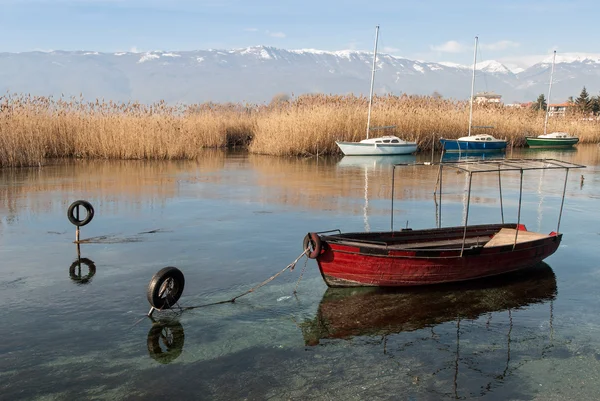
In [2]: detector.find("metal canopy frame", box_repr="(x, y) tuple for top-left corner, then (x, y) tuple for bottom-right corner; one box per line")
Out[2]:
(437, 158), (585, 174)
(390, 158), (585, 256)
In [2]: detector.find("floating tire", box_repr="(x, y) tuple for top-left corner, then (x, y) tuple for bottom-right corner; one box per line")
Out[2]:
(147, 266), (185, 310)
(303, 232), (322, 259)
(69, 257), (96, 284)
(147, 320), (185, 364)
(67, 200), (95, 227)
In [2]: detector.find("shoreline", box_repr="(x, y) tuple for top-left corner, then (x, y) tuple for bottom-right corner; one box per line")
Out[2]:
(2, 93), (598, 168)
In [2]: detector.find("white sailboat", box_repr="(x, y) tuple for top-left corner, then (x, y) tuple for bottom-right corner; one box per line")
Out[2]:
(525, 51), (579, 148)
(439, 36), (507, 153)
(335, 26), (418, 156)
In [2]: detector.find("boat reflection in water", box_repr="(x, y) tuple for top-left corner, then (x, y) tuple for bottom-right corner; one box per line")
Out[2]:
(337, 154), (417, 168)
(302, 263), (556, 345)
(440, 150), (505, 162)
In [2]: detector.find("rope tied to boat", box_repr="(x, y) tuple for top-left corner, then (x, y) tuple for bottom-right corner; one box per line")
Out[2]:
(294, 254), (310, 294)
(176, 248), (309, 312)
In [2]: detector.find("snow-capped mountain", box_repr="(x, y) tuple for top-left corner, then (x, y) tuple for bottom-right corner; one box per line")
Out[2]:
(0, 46), (598, 104)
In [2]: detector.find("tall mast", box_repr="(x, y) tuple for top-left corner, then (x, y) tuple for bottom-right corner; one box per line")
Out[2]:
(543, 50), (556, 136)
(366, 25), (379, 139)
(468, 36), (478, 137)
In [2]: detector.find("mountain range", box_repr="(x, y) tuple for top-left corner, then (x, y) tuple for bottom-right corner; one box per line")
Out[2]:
(1, 46), (599, 105)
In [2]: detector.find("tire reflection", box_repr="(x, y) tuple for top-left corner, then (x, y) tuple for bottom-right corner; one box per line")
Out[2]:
(68, 257), (96, 284)
(147, 319), (185, 364)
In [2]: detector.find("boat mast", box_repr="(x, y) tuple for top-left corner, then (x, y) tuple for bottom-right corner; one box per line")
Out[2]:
(468, 36), (478, 137)
(543, 50), (556, 136)
(366, 25), (379, 139)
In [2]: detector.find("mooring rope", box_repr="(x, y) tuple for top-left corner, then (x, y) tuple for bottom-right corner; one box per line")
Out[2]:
(129, 248), (311, 328)
(179, 248), (309, 311)
(293, 255), (310, 294)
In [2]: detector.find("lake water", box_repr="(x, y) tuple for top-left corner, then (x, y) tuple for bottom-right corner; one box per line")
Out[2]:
(1, 146), (600, 400)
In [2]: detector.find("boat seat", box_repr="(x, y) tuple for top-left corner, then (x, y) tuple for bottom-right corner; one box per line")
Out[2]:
(483, 228), (549, 248)
(390, 237), (486, 250)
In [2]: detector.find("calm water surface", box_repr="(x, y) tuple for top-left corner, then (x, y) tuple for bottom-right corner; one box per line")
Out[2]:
(1, 146), (600, 400)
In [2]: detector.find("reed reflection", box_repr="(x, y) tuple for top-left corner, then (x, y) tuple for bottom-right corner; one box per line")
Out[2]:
(0, 152), (226, 223)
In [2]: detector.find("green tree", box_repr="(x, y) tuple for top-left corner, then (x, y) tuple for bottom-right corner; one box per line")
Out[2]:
(531, 94), (547, 111)
(592, 94), (600, 115)
(575, 86), (591, 114)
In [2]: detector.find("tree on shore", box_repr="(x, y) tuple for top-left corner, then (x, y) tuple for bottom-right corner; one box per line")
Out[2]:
(431, 91), (443, 99)
(531, 94), (547, 111)
(575, 86), (591, 114)
(591, 94), (600, 115)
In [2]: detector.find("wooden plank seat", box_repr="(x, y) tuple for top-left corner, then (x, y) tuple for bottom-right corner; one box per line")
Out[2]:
(483, 228), (549, 248)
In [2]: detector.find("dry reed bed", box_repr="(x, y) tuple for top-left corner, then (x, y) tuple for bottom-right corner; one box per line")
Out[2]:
(251, 94), (600, 155)
(0, 94), (254, 167)
(1, 93), (598, 167)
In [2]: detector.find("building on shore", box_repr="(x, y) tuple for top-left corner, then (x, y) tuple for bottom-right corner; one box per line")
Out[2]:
(474, 91), (502, 104)
(548, 102), (573, 117)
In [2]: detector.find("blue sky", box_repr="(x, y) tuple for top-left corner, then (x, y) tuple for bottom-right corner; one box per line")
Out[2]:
(1, 0), (598, 68)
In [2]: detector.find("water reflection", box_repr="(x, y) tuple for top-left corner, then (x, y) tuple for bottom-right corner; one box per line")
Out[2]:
(337, 155), (417, 168)
(337, 155), (417, 231)
(68, 257), (96, 284)
(147, 319), (185, 364)
(302, 263), (556, 345)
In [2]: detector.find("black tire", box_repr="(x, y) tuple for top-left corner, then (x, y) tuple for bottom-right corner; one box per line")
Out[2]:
(147, 266), (185, 310)
(147, 321), (185, 364)
(69, 257), (97, 284)
(303, 232), (322, 259)
(67, 200), (95, 227)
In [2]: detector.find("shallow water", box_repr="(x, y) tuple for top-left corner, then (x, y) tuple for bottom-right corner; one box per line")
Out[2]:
(1, 146), (600, 400)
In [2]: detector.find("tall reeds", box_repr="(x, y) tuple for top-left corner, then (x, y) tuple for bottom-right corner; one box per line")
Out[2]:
(0, 93), (254, 167)
(1, 92), (598, 167)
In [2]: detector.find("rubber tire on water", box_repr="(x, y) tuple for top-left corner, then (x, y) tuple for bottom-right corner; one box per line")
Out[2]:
(67, 200), (95, 227)
(146, 266), (185, 310)
(147, 320), (185, 364)
(303, 232), (322, 259)
(69, 257), (97, 284)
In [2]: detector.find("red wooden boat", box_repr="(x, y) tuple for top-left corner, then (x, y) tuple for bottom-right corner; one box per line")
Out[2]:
(303, 158), (584, 287)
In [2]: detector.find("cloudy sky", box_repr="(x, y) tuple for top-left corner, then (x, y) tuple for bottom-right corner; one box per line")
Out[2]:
(1, 0), (597, 68)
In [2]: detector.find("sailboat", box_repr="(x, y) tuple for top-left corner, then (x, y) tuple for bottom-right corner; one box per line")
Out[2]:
(439, 37), (507, 153)
(335, 26), (418, 156)
(526, 51), (579, 148)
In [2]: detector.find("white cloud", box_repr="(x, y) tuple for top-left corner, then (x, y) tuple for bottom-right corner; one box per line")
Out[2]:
(268, 31), (286, 38)
(481, 40), (520, 51)
(383, 46), (400, 54)
(430, 40), (468, 53)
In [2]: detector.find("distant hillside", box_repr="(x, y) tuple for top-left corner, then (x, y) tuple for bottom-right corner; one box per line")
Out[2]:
(1, 47), (599, 104)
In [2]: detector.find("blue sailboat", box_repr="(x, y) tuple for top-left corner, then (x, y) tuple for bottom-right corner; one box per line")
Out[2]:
(439, 37), (507, 153)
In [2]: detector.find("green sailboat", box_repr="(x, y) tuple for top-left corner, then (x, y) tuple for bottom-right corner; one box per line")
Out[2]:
(525, 51), (579, 148)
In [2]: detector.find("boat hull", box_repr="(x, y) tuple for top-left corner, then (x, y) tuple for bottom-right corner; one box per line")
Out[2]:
(336, 141), (417, 156)
(525, 137), (579, 148)
(314, 224), (561, 287)
(439, 138), (507, 153)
